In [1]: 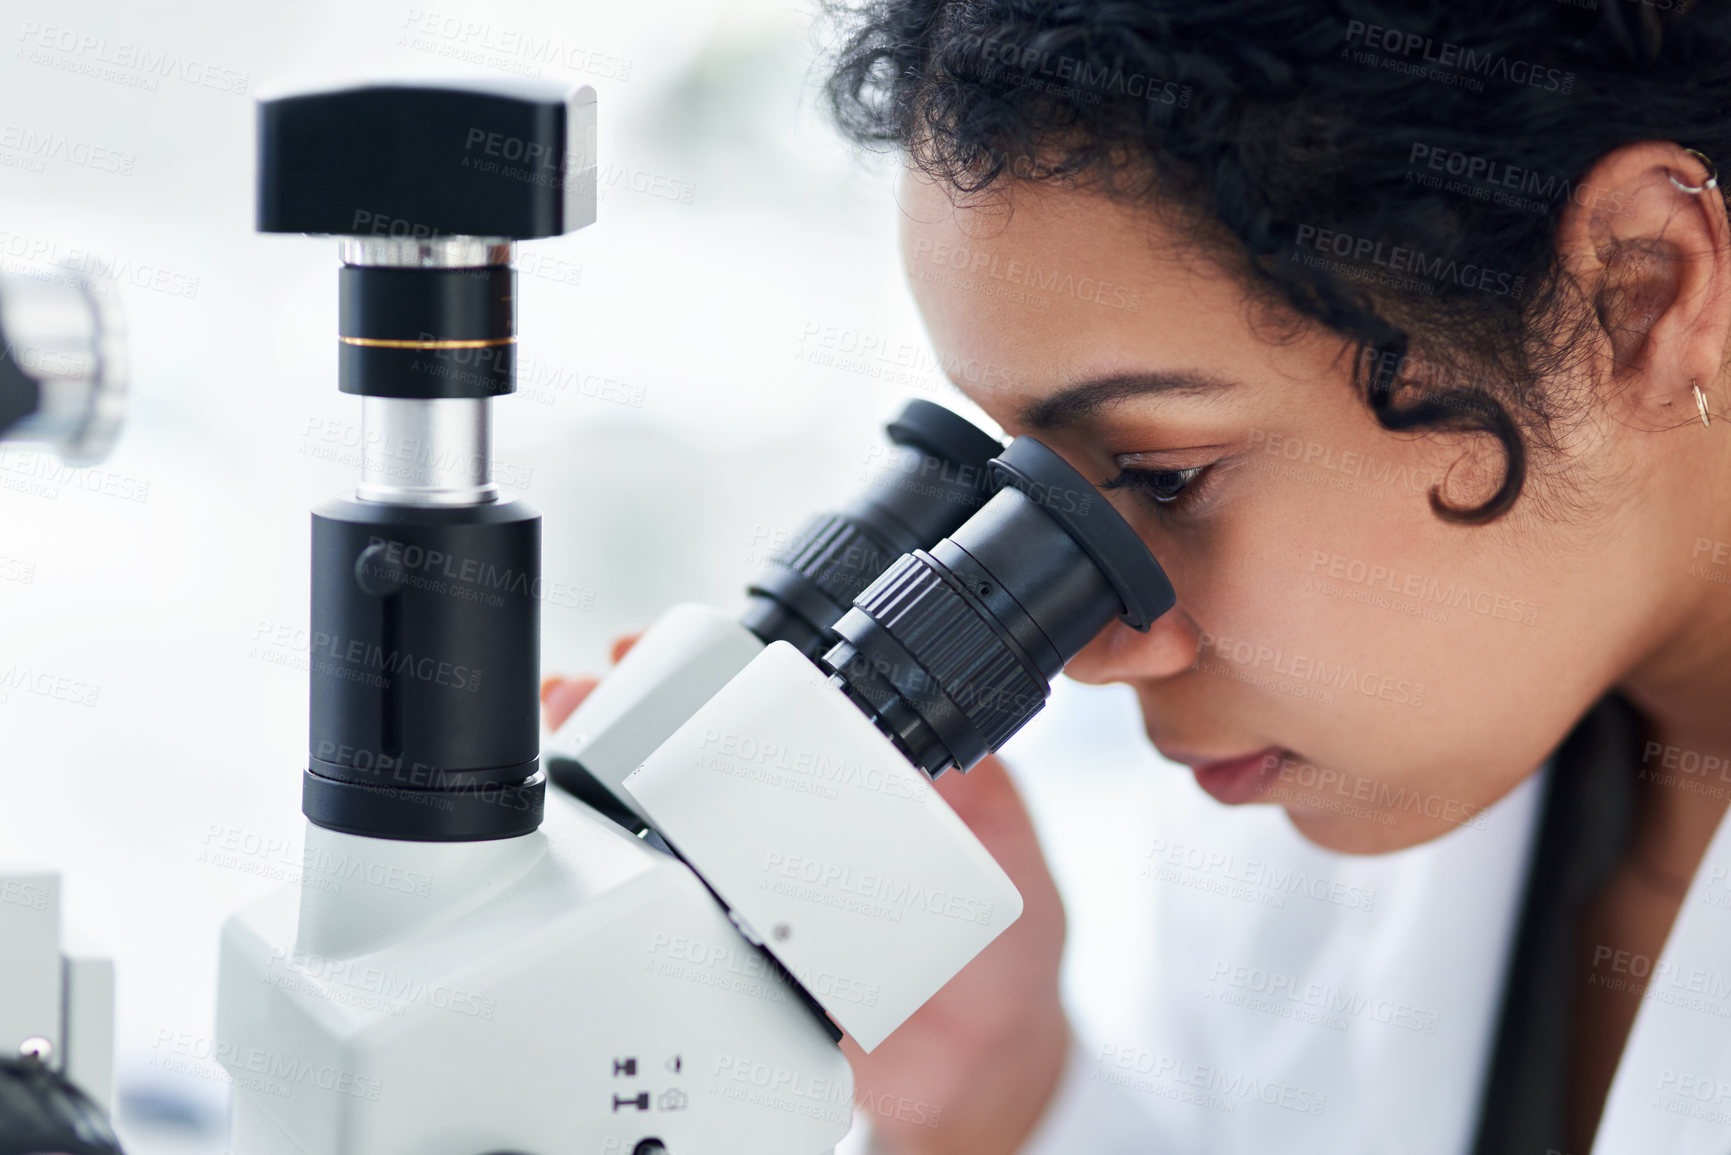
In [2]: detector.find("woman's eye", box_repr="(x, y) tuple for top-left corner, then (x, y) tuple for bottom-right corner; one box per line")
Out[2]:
(1102, 464), (1212, 508)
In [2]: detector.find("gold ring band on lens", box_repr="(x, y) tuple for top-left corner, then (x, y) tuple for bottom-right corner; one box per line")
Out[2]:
(337, 335), (518, 350)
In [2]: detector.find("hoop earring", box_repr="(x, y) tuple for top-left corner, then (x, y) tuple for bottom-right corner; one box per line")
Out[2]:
(1671, 153), (1717, 427)
(1667, 153), (1716, 427)
(1670, 148), (1719, 195)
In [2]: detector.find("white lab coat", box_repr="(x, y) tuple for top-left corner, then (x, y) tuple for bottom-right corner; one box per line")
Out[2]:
(1018, 759), (1539, 1154)
(1004, 689), (1731, 1155)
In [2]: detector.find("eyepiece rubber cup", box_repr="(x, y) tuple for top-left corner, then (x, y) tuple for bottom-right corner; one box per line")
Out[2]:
(884, 399), (1004, 473)
(986, 437), (1176, 630)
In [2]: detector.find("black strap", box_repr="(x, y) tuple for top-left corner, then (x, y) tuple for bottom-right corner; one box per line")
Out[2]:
(1468, 692), (1648, 1154)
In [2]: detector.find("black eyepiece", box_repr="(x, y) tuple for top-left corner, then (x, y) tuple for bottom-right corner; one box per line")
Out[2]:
(985, 437), (1175, 631)
(821, 435), (1176, 775)
(737, 400), (1001, 658)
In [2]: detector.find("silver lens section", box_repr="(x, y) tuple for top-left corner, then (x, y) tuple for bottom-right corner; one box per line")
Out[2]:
(340, 236), (509, 507)
(355, 396), (497, 506)
(338, 237), (514, 269)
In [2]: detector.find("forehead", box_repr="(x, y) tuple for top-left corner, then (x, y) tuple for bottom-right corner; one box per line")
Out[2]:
(895, 171), (1168, 342)
(895, 172), (1339, 427)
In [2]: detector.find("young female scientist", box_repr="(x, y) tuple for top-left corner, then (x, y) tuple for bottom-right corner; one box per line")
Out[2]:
(546, 3), (1731, 1153)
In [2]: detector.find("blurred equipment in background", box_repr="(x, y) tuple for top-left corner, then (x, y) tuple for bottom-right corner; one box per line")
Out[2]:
(0, 269), (127, 1153)
(0, 876), (121, 1155)
(0, 265), (126, 461)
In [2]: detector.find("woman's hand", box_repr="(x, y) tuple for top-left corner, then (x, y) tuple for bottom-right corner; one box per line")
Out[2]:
(541, 637), (1072, 1155)
(842, 751), (1071, 1155)
(540, 633), (640, 730)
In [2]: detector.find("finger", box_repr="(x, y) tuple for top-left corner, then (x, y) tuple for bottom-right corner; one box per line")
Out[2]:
(609, 633), (642, 665)
(539, 675), (563, 705)
(932, 755), (1065, 917)
(540, 675), (600, 729)
(932, 753), (1027, 827)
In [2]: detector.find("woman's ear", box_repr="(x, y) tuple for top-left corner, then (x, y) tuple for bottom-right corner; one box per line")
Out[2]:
(1554, 141), (1731, 422)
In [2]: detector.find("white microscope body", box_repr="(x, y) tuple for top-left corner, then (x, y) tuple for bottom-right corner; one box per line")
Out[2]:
(217, 794), (860, 1155)
(217, 634), (1026, 1153)
(216, 442), (1173, 1155)
(546, 600), (764, 830)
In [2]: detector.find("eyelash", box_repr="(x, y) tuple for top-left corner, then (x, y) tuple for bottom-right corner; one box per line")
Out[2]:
(1101, 464), (1215, 512)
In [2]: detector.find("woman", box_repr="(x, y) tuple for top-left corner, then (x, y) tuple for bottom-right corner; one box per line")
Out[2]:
(547, 2), (1731, 1151)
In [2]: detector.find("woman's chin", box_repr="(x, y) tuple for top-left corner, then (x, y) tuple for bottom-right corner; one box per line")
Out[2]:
(1280, 806), (1455, 856)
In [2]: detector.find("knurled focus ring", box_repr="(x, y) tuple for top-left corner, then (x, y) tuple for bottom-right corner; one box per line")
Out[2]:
(846, 553), (1047, 757)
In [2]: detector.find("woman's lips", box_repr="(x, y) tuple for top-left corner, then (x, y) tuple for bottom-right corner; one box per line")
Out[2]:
(1182, 746), (1284, 805)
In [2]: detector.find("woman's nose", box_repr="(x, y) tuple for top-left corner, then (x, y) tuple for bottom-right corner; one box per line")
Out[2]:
(1065, 602), (1202, 685)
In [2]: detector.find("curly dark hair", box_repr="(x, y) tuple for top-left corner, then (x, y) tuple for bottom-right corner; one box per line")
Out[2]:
(821, 0), (1731, 523)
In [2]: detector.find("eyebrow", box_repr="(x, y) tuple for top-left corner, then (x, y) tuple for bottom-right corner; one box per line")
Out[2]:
(1018, 369), (1240, 430)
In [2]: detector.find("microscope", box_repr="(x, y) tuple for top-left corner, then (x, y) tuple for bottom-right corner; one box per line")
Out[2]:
(215, 78), (1177, 1155)
(0, 264), (128, 1154)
